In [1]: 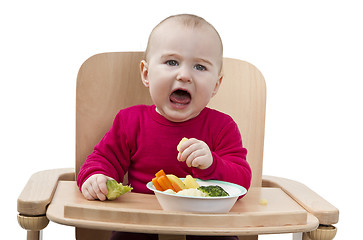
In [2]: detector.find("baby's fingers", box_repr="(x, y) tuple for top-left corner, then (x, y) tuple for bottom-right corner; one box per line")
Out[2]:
(82, 182), (99, 200)
(185, 149), (203, 167)
(96, 175), (111, 196)
(89, 183), (106, 201)
(82, 188), (96, 201)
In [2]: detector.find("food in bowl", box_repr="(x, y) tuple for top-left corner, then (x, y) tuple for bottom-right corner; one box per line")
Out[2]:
(151, 169), (232, 197)
(152, 169), (201, 192)
(164, 188), (207, 197)
(164, 185), (230, 197)
(146, 177), (247, 213)
(183, 175), (200, 189)
(198, 185), (229, 197)
(152, 169), (189, 192)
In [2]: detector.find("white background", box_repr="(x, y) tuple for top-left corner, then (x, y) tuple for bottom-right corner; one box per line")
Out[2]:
(2, 1), (362, 239)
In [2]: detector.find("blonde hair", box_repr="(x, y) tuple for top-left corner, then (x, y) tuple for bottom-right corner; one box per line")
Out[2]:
(144, 14), (223, 65)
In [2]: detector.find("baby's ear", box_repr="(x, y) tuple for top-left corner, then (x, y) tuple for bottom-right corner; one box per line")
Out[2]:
(212, 75), (223, 97)
(140, 60), (149, 87)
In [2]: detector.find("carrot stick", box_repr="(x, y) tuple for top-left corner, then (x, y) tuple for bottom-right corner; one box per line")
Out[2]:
(155, 169), (166, 178)
(157, 175), (175, 191)
(171, 182), (182, 192)
(152, 177), (163, 191)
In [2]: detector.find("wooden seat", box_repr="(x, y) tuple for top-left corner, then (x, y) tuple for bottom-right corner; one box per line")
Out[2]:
(17, 52), (339, 240)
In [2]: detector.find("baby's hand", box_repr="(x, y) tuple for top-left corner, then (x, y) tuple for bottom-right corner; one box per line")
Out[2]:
(81, 174), (113, 201)
(177, 138), (213, 169)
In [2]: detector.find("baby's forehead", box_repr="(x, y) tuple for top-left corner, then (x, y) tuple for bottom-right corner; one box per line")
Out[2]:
(148, 20), (222, 54)
(155, 18), (215, 37)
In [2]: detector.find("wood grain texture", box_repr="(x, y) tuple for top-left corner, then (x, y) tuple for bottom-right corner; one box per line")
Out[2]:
(17, 214), (49, 231)
(209, 58), (266, 187)
(262, 175), (339, 225)
(46, 181), (318, 235)
(76, 52), (152, 177)
(17, 168), (75, 215)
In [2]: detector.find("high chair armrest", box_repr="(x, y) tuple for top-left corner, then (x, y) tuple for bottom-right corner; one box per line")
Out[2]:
(262, 175), (339, 225)
(18, 168), (75, 216)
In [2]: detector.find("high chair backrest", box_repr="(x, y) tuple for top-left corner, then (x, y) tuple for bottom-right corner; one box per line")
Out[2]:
(76, 52), (266, 188)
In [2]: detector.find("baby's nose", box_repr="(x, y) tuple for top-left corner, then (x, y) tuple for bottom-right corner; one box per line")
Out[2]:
(176, 66), (192, 83)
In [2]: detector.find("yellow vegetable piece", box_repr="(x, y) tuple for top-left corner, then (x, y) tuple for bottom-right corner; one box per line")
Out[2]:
(183, 175), (200, 189)
(177, 137), (188, 152)
(259, 198), (268, 206)
(166, 174), (186, 192)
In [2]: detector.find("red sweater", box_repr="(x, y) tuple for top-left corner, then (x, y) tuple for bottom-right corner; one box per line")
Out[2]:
(77, 105), (251, 194)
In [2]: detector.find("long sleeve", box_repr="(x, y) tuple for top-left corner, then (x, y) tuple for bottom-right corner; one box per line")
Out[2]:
(192, 113), (251, 192)
(77, 111), (131, 190)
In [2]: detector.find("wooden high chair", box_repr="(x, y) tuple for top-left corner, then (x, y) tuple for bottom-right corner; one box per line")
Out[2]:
(17, 52), (339, 240)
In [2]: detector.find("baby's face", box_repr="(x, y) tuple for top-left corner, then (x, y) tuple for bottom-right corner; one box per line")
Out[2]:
(141, 21), (223, 122)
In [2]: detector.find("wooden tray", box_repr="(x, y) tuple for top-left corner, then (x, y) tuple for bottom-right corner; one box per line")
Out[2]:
(47, 181), (318, 235)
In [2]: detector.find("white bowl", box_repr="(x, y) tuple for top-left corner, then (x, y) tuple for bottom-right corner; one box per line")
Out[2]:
(146, 178), (247, 213)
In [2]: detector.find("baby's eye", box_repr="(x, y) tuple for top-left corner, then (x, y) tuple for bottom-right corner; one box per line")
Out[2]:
(165, 60), (179, 66)
(194, 64), (206, 71)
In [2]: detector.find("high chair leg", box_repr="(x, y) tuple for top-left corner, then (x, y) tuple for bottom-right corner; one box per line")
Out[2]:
(306, 225), (337, 240)
(27, 230), (42, 240)
(18, 214), (49, 240)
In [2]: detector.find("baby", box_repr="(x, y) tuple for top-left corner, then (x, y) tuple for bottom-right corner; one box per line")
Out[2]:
(77, 14), (251, 240)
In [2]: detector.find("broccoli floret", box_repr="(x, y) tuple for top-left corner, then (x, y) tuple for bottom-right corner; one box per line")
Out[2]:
(197, 185), (229, 197)
(106, 180), (133, 200)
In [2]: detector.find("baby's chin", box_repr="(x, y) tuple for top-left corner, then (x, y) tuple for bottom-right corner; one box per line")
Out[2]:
(155, 107), (199, 123)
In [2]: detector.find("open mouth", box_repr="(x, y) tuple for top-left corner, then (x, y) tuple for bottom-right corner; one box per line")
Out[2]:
(170, 89), (191, 105)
